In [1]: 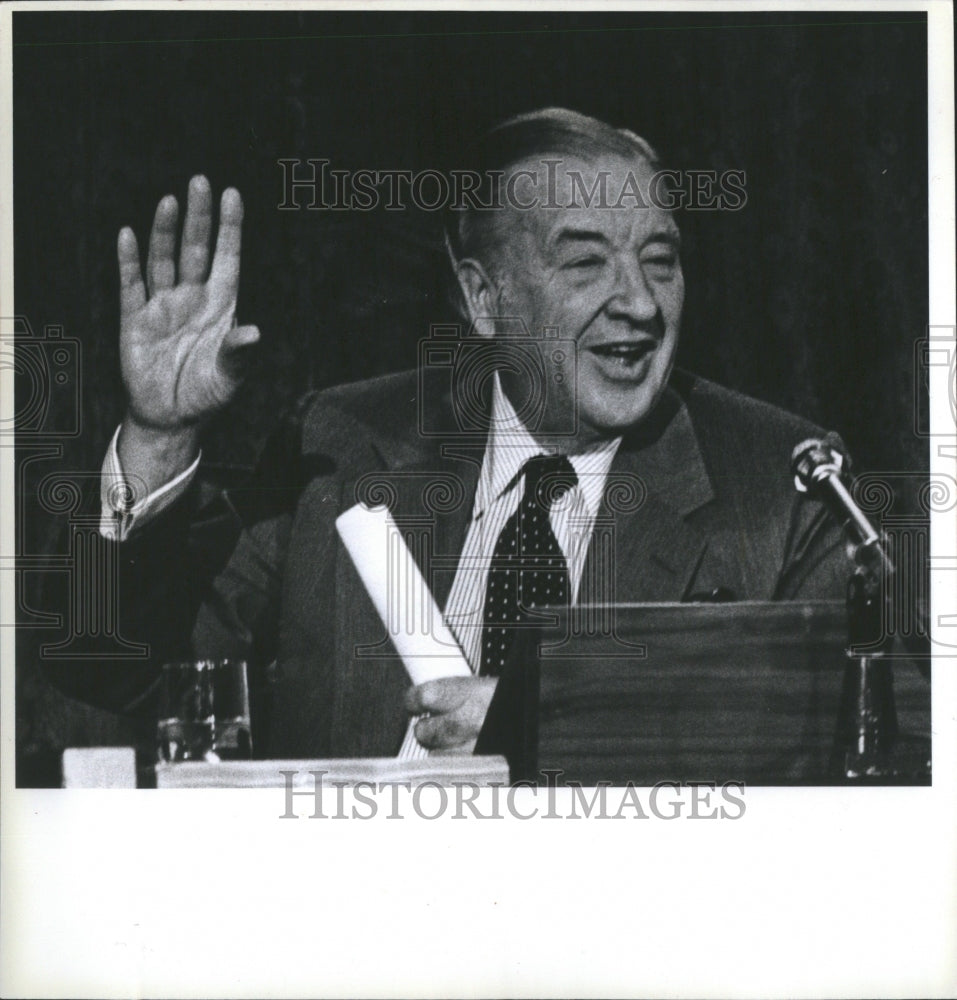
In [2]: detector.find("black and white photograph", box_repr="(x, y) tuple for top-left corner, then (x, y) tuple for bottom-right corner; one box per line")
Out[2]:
(1, 3), (955, 997)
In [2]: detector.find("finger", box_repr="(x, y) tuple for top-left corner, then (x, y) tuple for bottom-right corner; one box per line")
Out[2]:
(146, 193), (179, 295)
(414, 711), (474, 750)
(404, 677), (471, 715)
(178, 175), (213, 284)
(117, 227), (146, 317)
(209, 187), (244, 298)
(217, 324), (261, 381)
(222, 323), (260, 351)
(429, 741), (478, 757)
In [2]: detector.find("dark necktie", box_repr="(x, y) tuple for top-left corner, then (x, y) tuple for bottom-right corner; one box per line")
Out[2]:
(480, 454), (578, 677)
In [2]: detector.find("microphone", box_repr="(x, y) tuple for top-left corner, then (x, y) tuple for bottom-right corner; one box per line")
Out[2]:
(790, 435), (893, 575)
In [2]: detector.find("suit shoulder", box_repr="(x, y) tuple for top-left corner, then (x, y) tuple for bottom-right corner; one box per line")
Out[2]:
(675, 370), (831, 459)
(290, 368), (421, 451)
(297, 369), (420, 425)
(237, 370), (423, 522)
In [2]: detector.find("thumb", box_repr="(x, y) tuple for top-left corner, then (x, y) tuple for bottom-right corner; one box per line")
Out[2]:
(405, 677), (471, 715)
(217, 323), (260, 380)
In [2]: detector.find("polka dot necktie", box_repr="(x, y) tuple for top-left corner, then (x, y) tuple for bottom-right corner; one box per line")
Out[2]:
(480, 454), (578, 677)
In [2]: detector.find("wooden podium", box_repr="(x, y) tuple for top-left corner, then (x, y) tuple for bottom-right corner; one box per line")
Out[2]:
(476, 601), (931, 785)
(62, 605), (930, 788)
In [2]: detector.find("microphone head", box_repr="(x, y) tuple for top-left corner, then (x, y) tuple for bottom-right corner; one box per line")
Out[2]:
(790, 435), (847, 494)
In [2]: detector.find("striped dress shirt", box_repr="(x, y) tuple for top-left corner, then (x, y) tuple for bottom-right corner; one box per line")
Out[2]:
(443, 375), (622, 673)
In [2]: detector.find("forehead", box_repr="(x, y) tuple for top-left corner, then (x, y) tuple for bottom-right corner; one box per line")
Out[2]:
(502, 152), (678, 248)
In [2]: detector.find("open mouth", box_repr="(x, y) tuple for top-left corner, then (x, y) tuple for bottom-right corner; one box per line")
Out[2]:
(589, 341), (656, 362)
(587, 340), (659, 375)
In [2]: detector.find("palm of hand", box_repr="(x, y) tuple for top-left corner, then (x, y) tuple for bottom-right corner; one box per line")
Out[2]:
(117, 178), (258, 432)
(121, 281), (237, 429)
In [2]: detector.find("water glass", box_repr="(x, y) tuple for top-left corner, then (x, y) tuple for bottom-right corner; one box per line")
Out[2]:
(157, 659), (252, 763)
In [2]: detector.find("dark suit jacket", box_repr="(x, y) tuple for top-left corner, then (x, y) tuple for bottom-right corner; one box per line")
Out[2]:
(45, 368), (849, 758)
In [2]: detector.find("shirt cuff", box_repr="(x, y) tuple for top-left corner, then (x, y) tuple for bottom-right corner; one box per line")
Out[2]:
(99, 425), (201, 541)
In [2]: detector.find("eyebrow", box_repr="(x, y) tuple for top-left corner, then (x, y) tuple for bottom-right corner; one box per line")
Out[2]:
(548, 225), (682, 255)
(550, 228), (610, 249)
(645, 229), (682, 250)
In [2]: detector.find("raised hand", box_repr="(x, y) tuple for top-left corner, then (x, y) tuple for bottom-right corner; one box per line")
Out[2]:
(117, 175), (259, 431)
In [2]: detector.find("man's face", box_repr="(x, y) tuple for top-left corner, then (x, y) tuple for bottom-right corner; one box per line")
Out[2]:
(491, 153), (684, 447)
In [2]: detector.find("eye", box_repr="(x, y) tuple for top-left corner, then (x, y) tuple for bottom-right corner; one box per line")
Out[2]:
(565, 255), (605, 270)
(642, 252), (678, 276)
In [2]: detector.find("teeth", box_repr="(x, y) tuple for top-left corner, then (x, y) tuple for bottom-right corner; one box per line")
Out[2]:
(592, 343), (653, 361)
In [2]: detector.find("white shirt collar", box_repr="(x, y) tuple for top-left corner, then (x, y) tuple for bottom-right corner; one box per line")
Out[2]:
(473, 373), (622, 521)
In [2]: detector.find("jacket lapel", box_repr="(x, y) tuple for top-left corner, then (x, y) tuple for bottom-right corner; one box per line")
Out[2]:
(330, 422), (483, 756)
(340, 371), (487, 616)
(372, 444), (483, 614)
(581, 386), (715, 604)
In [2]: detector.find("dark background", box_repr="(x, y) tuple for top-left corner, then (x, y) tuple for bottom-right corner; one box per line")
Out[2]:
(13, 10), (928, 781)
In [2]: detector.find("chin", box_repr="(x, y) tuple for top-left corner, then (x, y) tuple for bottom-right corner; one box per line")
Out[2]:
(579, 381), (667, 436)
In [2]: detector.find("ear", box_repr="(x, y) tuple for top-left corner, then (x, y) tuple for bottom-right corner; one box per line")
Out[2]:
(454, 258), (500, 338)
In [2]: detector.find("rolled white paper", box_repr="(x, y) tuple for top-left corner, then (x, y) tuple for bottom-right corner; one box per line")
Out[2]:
(335, 502), (472, 686)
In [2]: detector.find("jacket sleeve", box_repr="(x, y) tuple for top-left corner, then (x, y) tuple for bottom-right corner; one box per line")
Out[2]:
(39, 407), (311, 719)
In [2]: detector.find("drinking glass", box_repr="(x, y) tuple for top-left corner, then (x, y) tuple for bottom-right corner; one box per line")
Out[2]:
(157, 659), (252, 763)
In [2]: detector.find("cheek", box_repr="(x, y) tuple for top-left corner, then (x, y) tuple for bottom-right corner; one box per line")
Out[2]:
(513, 270), (595, 328)
(662, 274), (685, 325)
(548, 288), (608, 340)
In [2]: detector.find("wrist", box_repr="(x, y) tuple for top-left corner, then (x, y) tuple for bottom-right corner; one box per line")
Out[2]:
(117, 416), (201, 498)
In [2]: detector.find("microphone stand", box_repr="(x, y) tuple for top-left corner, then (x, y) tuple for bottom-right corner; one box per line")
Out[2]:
(791, 438), (897, 781)
(842, 546), (896, 780)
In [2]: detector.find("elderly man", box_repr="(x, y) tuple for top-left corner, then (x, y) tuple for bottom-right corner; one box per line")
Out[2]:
(66, 108), (847, 757)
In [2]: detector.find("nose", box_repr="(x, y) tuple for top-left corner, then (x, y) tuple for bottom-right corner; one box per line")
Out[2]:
(607, 259), (658, 325)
